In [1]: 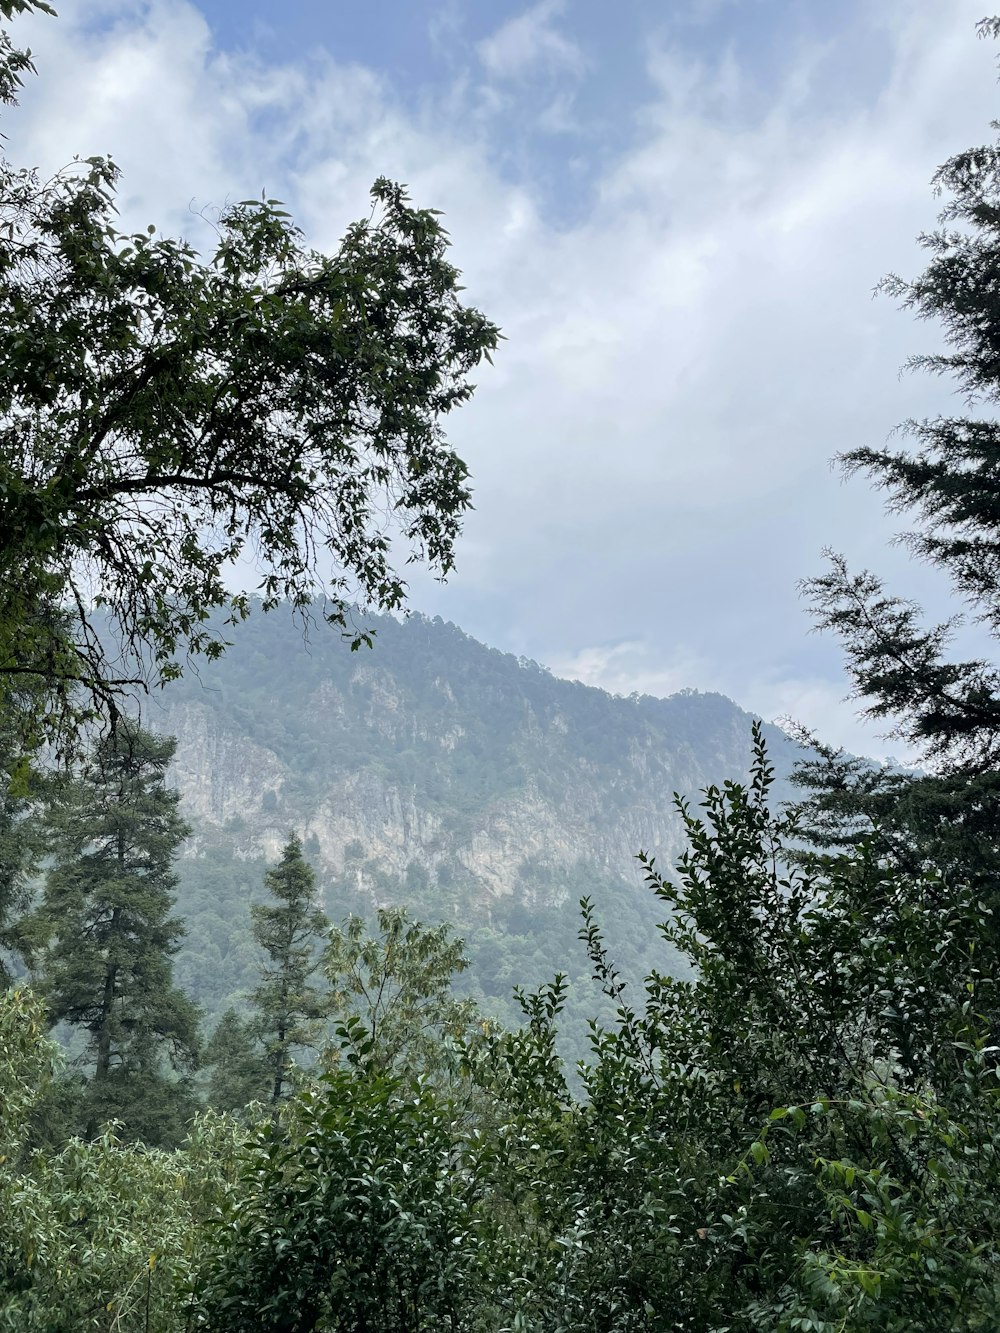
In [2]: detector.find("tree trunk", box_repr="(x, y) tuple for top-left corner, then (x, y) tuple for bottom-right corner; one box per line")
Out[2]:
(94, 908), (120, 1082)
(272, 1018), (286, 1104)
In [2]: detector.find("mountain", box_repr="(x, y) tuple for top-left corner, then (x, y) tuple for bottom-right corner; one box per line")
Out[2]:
(147, 607), (806, 1053)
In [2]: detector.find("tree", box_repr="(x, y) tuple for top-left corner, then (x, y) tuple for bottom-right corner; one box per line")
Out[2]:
(0, 5), (499, 752)
(31, 725), (201, 1144)
(250, 837), (329, 1105)
(0, 988), (250, 1332)
(800, 19), (1000, 774)
(457, 729), (1000, 1331)
(322, 906), (481, 1079)
(193, 1068), (486, 1333)
(0, 2), (53, 110)
(204, 1008), (270, 1114)
(795, 19), (1000, 910)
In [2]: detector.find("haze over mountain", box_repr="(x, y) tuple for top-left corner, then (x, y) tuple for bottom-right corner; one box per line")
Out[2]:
(150, 608), (808, 1047)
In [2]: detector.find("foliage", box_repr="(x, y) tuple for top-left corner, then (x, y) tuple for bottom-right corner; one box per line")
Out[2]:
(0, 682), (44, 982)
(322, 906), (482, 1078)
(0, 986), (55, 1154)
(6, 10), (1000, 1331)
(0, 988), (249, 1332)
(29, 724), (201, 1144)
(758, 1075), (1000, 1330)
(193, 1067), (486, 1332)
(0, 3), (499, 750)
(793, 18), (1000, 1016)
(204, 1007), (270, 1114)
(8, 730), (1000, 1329)
(0, 2), (53, 111)
(459, 728), (1000, 1330)
(800, 19), (1000, 775)
(250, 836), (329, 1104)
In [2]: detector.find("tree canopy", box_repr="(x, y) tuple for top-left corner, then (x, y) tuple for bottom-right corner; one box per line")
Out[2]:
(0, 4), (499, 751)
(803, 16), (1000, 776)
(30, 725), (200, 1144)
(250, 836), (329, 1105)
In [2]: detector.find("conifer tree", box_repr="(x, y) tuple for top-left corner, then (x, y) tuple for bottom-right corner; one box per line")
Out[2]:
(798, 19), (1000, 894)
(250, 837), (329, 1104)
(204, 1007), (270, 1114)
(33, 724), (200, 1143)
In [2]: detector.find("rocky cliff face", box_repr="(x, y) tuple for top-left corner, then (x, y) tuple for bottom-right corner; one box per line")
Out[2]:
(154, 608), (813, 1047)
(154, 608), (802, 907)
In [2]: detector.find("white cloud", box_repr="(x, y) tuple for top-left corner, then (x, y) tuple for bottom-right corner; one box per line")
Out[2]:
(476, 0), (585, 81)
(8, 0), (999, 758)
(548, 640), (711, 702)
(739, 673), (919, 767)
(547, 638), (913, 762)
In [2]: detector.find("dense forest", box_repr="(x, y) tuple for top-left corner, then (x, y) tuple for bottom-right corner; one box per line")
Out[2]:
(4, 2), (1000, 1329)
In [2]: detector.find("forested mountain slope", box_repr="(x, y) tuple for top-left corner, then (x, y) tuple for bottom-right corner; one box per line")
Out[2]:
(151, 608), (805, 1039)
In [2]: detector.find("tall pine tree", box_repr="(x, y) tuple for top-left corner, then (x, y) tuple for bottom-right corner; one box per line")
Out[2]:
(251, 836), (329, 1104)
(797, 19), (1000, 901)
(33, 725), (200, 1144)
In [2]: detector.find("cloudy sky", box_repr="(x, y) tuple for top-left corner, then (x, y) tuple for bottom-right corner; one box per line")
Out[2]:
(9, 0), (1000, 756)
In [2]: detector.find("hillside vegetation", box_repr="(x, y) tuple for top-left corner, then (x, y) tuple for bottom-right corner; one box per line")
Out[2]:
(156, 607), (801, 1047)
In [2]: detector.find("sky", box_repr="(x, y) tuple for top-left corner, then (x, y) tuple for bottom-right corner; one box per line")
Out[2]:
(8, 0), (1000, 758)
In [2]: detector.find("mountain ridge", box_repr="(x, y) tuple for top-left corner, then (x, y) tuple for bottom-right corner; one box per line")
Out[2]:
(145, 607), (809, 1043)
(150, 607), (801, 888)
